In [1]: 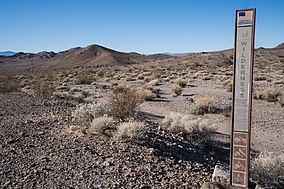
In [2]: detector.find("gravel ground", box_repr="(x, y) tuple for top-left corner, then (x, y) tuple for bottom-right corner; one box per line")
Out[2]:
(0, 93), (227, 189)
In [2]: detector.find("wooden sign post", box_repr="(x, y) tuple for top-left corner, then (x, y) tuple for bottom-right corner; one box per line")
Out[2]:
(230, 8), (256, 188)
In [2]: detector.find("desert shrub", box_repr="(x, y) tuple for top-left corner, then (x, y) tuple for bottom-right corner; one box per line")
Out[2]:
(224, 79), (233, 92)
(254, 75), (267, 81)
(254, 87), (282, 102)
(76, 69), (93, 84)
(88, 116), (116, 137)
(115, 121), (146, 142)
(0, 75), (20, 93)
(161, 112), (216, 147)
(175, 79), (187, 88)
(251, 152), (284, 189)
(171, 84), (183, 95)
(73, 102), (112, 121)
(32, 80), (55, 97)
(144, 79), (160, 87)
(278, 96), (284, 106)
(109, 86), (144, 120)
(142, 89), (156, 101)
(192, 97), (219, 115)
(97, 70), (104, 78)
(62, 125), (85, 137)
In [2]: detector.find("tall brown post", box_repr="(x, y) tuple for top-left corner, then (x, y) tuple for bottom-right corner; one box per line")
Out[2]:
(230, 8), (256, 188)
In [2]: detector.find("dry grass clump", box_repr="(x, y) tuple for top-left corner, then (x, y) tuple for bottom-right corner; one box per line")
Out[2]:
(224, 79), (233, 92)
(251, 152), (284, 189)
(115, 121), (146, 142)
(143, 76), (154, 82)
(0, 75), (20, 93)
(76, 69), (94, 84)
(32, 80), (56, 97)
(171, 84), (183, 96)
(254, 75), (267, 81)
(192, 97), (219, 115)
(142, 88), (157, 101)
(73, 102), (112, 121)
(254, 87), (282, 103)
(175, 79), (187, 88)
(144, 79), (160, 87)
(278, 96), (284, 106)
(62, 125), (85, 137)
(161, 112), (216, 147)
(97, 70), (104, 78)
(88, 116), (116, 137)
(109, 86), (144, 120)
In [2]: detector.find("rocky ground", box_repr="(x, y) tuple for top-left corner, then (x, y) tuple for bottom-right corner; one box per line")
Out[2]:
(0, 93), (229, 188)
(1, 48), (283, 188)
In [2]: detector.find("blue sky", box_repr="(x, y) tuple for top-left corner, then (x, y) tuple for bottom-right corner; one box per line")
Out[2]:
(0, 0), (283, 54)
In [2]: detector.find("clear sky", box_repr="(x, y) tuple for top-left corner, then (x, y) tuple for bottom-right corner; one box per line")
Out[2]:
(0, 0), (283, 54)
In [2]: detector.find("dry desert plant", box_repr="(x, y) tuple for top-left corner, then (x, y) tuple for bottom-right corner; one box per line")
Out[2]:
(76, 69), (94, 84)
(192, 97), (219, 115)
(251, 152), (284, 189)
(224, 79), (233, 92)
(97, 70), (104, 78)
(161, 112), (216, 148)
(175, 79), (187, 88)
(254, 87), (282, 103)
(0, 75), (20, 93)
(141, 88), (157, 101)
(171, 84), (183, 96)
(88, 116), (116, 137)
(62, 125), (85, 137)
(32, 80), (56, 97)
(278, 96), (284, 106)
(109, 86), (144, 120)
(114, 121), (146, 142)
(73, 102), (112, 121)
(144, 79), (160, 87)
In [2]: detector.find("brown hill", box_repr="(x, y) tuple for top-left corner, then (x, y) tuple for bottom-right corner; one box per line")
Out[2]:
(274, 42), (284, 49)
(0, 44), (171, 73)
(36, 45), (144, 70)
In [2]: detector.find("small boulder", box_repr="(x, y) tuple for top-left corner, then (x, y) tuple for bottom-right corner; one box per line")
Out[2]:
(212, 165), (229, 182)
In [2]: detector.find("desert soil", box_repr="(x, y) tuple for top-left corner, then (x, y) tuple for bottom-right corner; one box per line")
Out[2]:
(1, 47), (283, 188)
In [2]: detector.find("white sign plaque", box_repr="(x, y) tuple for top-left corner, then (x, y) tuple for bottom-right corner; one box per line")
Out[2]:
(230, 8), (256, 188)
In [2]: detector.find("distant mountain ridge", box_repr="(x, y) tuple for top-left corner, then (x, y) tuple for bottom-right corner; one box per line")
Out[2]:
(0, 42), (283, 73)
(0, 51), (16, 56)
(0, 44), (171, 73)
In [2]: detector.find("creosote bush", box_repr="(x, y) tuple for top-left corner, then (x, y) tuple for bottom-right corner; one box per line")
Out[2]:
(162, 112), (216, 148)
(73, 102), (111, 121)
(115, 121), (146, 142)
(88, 116), (116, 137)
(0, 75), (20, 93)
(109, 86), (144, 120)
(251, 152), (284, 189)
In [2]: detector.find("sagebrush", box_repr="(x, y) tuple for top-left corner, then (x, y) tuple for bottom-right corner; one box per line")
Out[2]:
(162, 112), (216, 148)
(251, 152), (284, 189)
(88, 116), (116, 137)
(115, 121), (146, 142)
(73, 102), (111, 121)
